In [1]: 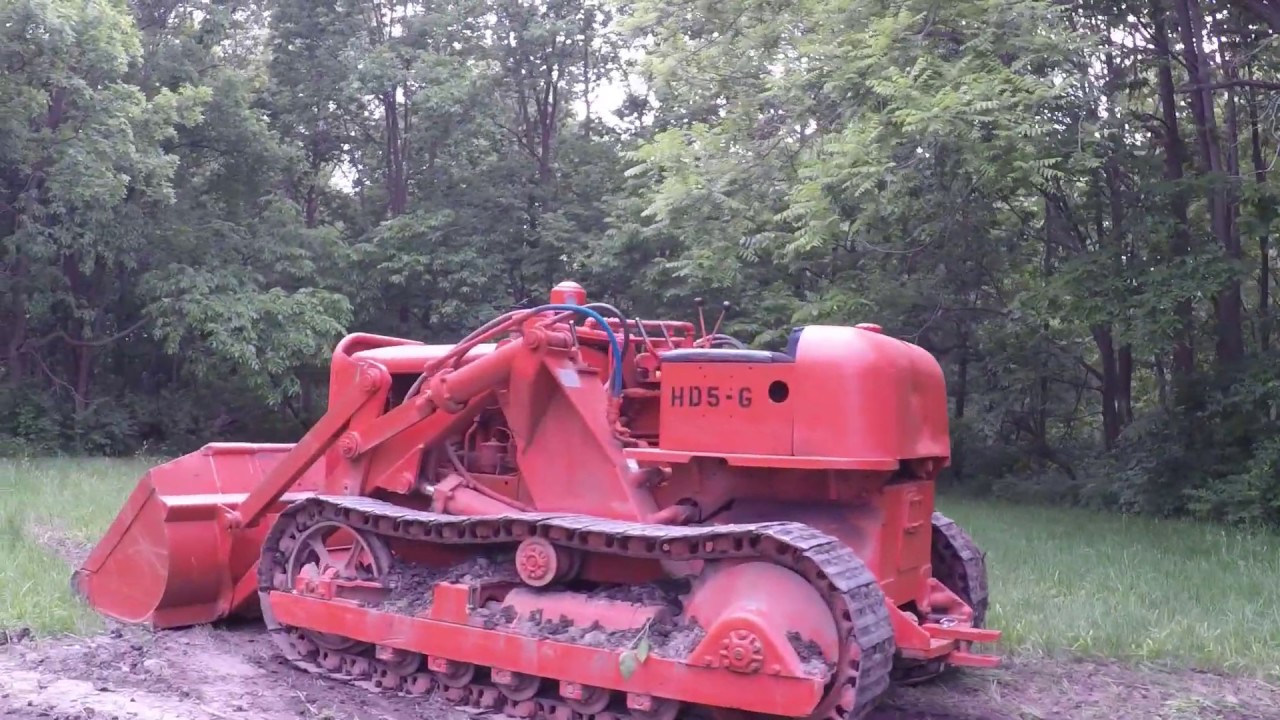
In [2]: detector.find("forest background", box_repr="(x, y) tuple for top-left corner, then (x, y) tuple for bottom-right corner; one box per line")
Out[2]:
(6, 0), (1280, 527)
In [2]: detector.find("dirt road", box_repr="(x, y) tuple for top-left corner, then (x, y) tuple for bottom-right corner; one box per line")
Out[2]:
(1, 621), (1274, 720)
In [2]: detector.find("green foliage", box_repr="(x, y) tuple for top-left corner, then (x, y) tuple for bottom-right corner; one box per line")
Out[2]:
(603, 0), (1280, 526)
(618, 618), (653, 679)
(0, 0), (630, 457)
(3, 0), (1280, 529)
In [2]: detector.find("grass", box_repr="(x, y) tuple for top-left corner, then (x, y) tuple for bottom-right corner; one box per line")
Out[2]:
(938, 496), (1280, 679)
(0, 458), (1277, 680)
(0, 456), (155, 636)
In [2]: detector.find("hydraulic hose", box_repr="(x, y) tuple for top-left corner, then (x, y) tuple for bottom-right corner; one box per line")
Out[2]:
(406, 309), (529, 400)
(407, 304), (626, 402)
(582, 302), (631, 355)
(525, 303), (625, 396)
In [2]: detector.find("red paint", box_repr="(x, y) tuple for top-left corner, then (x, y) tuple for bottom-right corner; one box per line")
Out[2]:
(77, 280), (1001, 718)
(268, 590), (825, 716)
(71, 444), (323, 628)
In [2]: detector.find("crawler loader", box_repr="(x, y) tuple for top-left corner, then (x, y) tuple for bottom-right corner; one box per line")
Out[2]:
(74, 281), (999, 720)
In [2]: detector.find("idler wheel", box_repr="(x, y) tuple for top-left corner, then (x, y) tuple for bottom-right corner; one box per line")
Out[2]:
(515, 536), (581, 587)
(284, 520), (393, 652)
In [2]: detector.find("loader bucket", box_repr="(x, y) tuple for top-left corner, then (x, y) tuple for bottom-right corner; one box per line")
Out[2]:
(72, 443), (325, 629)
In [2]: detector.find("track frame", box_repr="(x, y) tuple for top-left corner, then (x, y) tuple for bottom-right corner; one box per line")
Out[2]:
(257, 495), (897, 720)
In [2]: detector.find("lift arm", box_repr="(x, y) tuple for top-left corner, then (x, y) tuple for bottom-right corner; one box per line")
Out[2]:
(231, 334), (533, 529)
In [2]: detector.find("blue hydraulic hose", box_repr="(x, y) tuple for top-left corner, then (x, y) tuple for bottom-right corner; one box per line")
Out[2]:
(529, 303), (625, 396)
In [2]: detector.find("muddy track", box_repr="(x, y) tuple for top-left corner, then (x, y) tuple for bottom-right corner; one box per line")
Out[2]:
(3, 621), (1277, 720)
(256, 495), (893, 720)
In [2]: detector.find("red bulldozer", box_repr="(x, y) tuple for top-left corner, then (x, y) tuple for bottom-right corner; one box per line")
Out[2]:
(73, 281), (999, 720)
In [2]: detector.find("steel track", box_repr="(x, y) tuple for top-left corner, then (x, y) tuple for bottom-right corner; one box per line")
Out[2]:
(256, 495), (897, 720)
(929, 511), (988, 629)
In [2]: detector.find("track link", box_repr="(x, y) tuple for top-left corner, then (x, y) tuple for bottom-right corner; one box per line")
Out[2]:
(930, 511), (988, 629)
(256, 495), (896, 720)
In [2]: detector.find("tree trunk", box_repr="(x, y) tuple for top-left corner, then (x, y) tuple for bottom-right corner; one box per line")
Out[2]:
(1118, 343), (1134, 425)
(1176, 0), (1244, 367)
(1150, 0), (1197, 391)
(6, 295), (27, 386)
(1092, 324), (1121, 450)
(953, 336), (969, 481)
(384, 88), (408, 217)
(1038, 195), (1062, 462)
(1154, 355), (1169, 409)
(1102, 110), (1134, 433)
(304, 183), (319, 229)
(74, 341), (93, 414)
(4, 253), (28, 386)
(1248, 74), (1271, 352)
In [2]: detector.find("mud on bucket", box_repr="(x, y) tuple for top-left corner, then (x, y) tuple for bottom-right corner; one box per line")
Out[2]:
(71, 443), (324, 629)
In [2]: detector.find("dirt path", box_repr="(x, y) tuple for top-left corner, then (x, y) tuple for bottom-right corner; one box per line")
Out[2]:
(1, 623), (1275, 720)
(869, 657), (1278, 720)
(0, 623), (455, 720)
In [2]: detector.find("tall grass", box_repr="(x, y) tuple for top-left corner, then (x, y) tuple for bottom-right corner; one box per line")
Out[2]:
(939, 497), (1280, 678)
(0, 457), (154, 634)
(0, 458), (1276, 679)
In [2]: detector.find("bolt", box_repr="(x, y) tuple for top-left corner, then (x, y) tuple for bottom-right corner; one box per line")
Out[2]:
(356, 363), (384, 391)
(337, 432), (361, 459)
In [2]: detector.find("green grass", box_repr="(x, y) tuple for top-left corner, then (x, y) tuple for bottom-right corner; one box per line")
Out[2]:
(938, 496), (1280, 678)
(0, 458), (1277, 680)
(0, 456), (155, 635)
